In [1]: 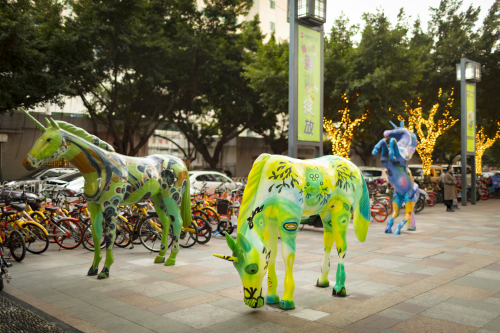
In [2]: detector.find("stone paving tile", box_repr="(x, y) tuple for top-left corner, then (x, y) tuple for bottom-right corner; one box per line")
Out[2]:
(169, 291), (224, 309)
(468, 268), (500, 281)
(421, 298), (500, 327)
(405, 292), (450, 307)
(390, 302), (428, 314)
(430, 283), (497, 301)
(484, 297), (500, 305)
(290, 309), (329, 321)
(238, 322), (290, 333)
(343, 314), (401, 333)
(346, 280), (399, 297)
(165, 303), (240, 329)
(115, 293), (165, 309)
(392, 315), (477, 333)
(135, 316), (199, 333)
(202, 314), (265, 333)
(451, 276), (500, 291)
(378, 308), (415, 321)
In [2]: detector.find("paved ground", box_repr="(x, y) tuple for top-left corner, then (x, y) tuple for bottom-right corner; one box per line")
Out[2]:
(2, 200), (500, 333)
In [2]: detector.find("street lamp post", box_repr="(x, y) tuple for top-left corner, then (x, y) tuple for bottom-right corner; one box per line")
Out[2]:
(456, 58), (481, 206)
(288, 0), (326, 158)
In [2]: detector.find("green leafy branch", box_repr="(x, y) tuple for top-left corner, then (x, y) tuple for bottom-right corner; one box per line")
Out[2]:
(268, 161), (299, 194)
(335, 165), (356, 192)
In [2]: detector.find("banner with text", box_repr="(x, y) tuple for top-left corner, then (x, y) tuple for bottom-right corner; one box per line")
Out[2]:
(297, 26), (321, 142)
(466, 83), (476, 154)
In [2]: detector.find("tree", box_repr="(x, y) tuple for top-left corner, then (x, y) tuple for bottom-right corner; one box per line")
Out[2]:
(0, 0), (83, 112)
(323, 95), (368, 159)
(170, 13), (268, 168)
(399, 89), (458, 175)
(323, 10), (429, 165)
(243, 35), (289, 154)
(475, 123), (500, 174)
(69, 0), (204, 155)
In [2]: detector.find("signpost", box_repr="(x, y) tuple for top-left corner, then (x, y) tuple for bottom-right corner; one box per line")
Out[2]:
(457, 58), (481, 206)
(288, 0), (326, 158)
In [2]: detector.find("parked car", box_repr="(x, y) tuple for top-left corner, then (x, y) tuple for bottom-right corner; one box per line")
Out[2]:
(45, 171), (82, 186)
(358, 167), (388, 182)
(12, 167), (78, 181)
(482, 170), (500, 178)
(189, 171), (242, 193)
(408, 164), (443, 183)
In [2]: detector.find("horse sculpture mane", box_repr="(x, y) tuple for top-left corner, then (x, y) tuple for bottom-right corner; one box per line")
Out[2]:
(56, 121), (115, 152)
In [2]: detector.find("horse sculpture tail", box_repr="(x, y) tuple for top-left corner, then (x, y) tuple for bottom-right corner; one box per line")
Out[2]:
(181, 174), (193, 228)
(237, 154), (271, 233)
(353, 173), (371, 242)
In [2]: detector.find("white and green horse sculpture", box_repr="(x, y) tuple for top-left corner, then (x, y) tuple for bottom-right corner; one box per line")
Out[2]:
(214, 154), (371, 310)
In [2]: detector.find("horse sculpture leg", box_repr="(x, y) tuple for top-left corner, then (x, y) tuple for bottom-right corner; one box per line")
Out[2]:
(317, 211), (333, 288)
(279, 218), (300, 310)
(87, 203), (103, 276)
(163, 198), (182, 266)
(386, 195), (403, 234)
(264, 224), (279, 305)
(331, 205), (350, 297)
(150, 195), (172, 264)
(98, 205), (119, 279)
(394, 201), (415, 235)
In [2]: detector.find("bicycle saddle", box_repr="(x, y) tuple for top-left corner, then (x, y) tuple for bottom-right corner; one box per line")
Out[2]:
(75, 204), (86, 208)
(2, 210), (17, 216)
(45, 207), (58, 212)
(147, 210), (158, 217)
(135, 203), (148, 208)
(195, 199), (204, 204)
(11, 203), (26, 212)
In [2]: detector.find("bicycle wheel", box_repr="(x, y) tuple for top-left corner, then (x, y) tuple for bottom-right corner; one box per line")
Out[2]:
(425, 193), (437, 207)
(53, 219), (83, 250)
(139, 217), (163, 252)
(193, 215), (211, 245)
(9, 230), (26, 262)
(415, 196), (425, 213)
(201, 207), (220, 231)
(371, 202), (387, 222)
(480, 189), (490, 200)
(114, 221), (131, 248)
(82, 224), (105, 251)
(217, 219), (234, 236)
(23, 222), (49, 254)
(179, 222), (198, 248)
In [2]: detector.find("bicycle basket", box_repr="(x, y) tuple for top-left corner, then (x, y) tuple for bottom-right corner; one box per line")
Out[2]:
(216, 200), (230, 215)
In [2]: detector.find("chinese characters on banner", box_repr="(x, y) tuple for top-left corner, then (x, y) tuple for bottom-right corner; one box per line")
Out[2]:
(297, 26), (321, 142)
(466, 83), (476, 153)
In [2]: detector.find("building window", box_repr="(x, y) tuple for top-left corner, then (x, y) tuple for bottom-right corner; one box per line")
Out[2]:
(270, 22), (275, 31)
(270, 0), (275, 9)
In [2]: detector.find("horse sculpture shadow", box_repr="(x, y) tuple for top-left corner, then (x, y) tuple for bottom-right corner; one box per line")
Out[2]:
(372, 121), (425, 235)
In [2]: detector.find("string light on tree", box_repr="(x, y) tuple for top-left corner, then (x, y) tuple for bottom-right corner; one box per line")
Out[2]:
(398, 89), (458, 175)
(324, 94), (368, 159)
(475, 123), (500, 175)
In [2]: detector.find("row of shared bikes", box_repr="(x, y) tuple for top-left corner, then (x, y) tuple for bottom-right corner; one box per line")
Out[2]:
(0, 180), (245, 291)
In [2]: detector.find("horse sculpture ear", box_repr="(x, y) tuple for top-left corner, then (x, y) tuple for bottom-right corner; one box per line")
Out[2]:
(400, 120), (405, 128)
(237, 233), (251, 252)
(45, 118), (51, 127)
(226, 232), (237, 252)
(49, 118), (60, 129)
(20, 108), (46, 132)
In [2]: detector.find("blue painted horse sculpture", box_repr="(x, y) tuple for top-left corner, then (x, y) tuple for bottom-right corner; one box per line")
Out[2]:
(372, 121), (425, 235)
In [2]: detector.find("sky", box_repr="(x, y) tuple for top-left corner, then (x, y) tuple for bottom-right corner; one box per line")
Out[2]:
(324, 0), (494, 37)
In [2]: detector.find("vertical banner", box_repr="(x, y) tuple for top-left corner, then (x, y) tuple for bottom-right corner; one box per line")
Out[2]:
(466, 83), (475, 154)
(297, 25), (321, 142)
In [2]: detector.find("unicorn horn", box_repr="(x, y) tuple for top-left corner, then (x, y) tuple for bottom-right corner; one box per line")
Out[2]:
(213, 254), (239, 263)
(20, 108), (46, 132)
(389, 121), (398, 129)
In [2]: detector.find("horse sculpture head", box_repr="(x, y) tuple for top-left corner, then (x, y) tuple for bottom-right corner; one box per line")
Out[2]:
(215, 232), (268, 308)
(373, 121), (417, 194)
(21, 110), (69, 171)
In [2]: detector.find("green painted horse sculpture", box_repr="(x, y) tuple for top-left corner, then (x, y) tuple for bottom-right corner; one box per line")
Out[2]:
(21, 110), (191, 279)
(214, 154), (371, 310)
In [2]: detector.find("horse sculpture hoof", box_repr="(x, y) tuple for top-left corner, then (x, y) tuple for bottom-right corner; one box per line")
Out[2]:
(97, 267), (109, 279)
(165, 258), (176, 266)
(316, 278), (330, 288)
(279, 300), (295, 310)
(154, 255), (166, 263)
(88, 266), (99, 276)
(265, 294), (280, 304)
(394, 228), (401, 235)
(332, 287), (346, 297)
(385, 227), (392, 234)
(407, 228), (416, 231)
